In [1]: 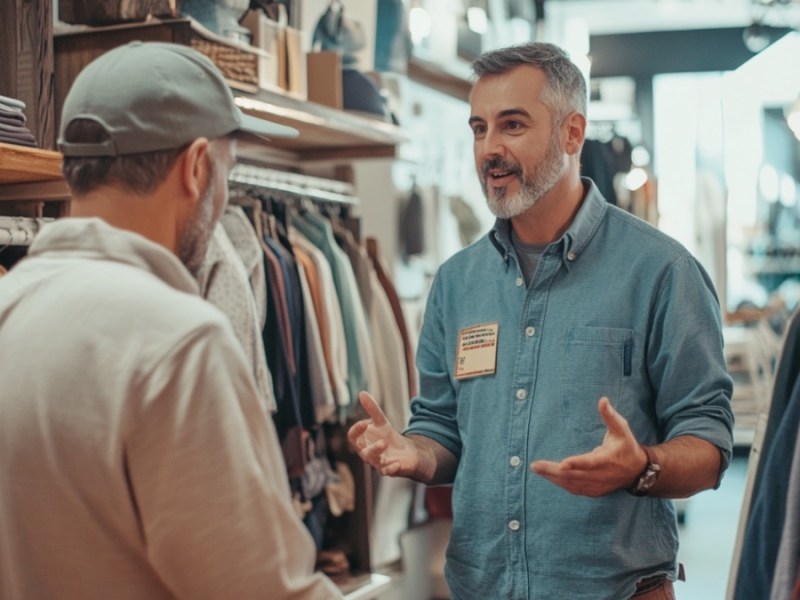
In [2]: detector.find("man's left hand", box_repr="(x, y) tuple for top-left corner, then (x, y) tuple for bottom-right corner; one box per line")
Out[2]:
(530, 396), (647, 497)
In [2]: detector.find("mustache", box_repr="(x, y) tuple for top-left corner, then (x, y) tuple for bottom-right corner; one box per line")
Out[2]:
(481, 157), (522, 180)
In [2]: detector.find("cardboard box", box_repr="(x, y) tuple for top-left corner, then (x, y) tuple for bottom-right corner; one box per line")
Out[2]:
(307, 51), (342, 110)
(284, 27), (307, 100)
(240, 9), (282, 93)
(241, 9), (306, 99)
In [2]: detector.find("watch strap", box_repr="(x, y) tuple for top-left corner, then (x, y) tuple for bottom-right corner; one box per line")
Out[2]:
(627, 445), (661, 497)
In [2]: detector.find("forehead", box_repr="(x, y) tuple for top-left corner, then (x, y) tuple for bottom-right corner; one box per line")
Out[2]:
(469, 65), (549, 118)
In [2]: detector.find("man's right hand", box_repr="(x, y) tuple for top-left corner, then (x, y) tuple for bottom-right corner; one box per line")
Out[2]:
(347, 392), (421, 477)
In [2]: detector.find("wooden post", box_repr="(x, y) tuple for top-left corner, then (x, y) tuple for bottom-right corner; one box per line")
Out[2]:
(0, 0), (56, 150)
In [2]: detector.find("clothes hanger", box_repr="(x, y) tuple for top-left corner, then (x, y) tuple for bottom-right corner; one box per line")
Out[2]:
(0, 226), (13, 254)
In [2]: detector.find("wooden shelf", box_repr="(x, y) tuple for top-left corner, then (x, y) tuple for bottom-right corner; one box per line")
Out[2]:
(54, 18), (405, 165)
(0, 142), (63, 184)
(233, 88), (406, 163)
(407, 56), (472, 103)
(0, 143), (69, 216)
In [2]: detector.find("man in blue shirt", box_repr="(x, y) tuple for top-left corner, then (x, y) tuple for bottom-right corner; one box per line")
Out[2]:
(348, 42), (733, 599)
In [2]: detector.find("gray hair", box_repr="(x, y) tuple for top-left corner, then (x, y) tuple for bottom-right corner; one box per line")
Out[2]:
(472, 42), (587, 122)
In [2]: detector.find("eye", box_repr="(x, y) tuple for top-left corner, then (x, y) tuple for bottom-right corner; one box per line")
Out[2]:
(504, 120), (523, 131)
(470, 123), (486, 138)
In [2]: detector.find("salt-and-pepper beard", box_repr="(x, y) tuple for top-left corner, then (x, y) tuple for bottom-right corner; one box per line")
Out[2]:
(481, 127), (566, 219)
(178, 160), (218, 276)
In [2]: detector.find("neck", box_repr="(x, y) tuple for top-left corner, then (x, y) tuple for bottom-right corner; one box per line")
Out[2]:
(68, 184), (180, 253)
(510, 171), (586, 245)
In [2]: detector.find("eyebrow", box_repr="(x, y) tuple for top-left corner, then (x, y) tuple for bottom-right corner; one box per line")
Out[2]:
(468, 107), (532, 126)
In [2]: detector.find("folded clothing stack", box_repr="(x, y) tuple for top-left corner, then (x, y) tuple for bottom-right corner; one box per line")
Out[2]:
(0, 95), (38, 148)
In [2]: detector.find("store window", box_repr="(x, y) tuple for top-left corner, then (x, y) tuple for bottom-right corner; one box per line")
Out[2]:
(723, 31), (800, 313)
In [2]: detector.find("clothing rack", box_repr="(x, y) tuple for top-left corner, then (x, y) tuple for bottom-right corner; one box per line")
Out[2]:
(229, 164), (359, 206)
(0, 216), (53, 247)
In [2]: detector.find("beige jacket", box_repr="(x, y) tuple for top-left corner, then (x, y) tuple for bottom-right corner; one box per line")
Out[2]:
(0, 218), (341, 599)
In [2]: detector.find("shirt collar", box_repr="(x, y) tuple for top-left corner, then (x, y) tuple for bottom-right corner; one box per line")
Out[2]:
(489, 178), (608, 271)
(28, 217), (200, 295)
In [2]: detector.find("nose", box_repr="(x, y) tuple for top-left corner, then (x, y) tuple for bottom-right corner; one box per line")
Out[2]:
(476, 127), (506, 163)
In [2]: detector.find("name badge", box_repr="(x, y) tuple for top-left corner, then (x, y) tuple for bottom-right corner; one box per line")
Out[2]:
(455, 322), (499, 380)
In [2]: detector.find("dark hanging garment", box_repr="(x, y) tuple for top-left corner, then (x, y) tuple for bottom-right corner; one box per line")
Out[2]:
(398, 184), (425, 258)
(733, 375), (800, 599)
(733, 312), (800, 599)
(261, 237), (306, 479)
(580, 138), (617, 205)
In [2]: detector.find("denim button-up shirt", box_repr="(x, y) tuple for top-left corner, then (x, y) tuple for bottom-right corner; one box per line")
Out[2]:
(405, 180), (734, 600)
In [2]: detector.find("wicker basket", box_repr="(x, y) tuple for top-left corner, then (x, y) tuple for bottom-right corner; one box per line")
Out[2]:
(188, 17), (267, 91)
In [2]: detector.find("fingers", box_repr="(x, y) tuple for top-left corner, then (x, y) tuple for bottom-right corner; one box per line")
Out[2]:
(558, 449), (601, 471)
(358, 391), (388, 427)
(530, 459), (561, 477)
(380, 460), (402, 477)
(359, 438), (387, 465)
(598, 396), (629, 438)
(347, 419), (369, 448)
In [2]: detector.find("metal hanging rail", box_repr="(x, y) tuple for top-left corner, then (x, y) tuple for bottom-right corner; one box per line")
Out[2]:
(0, 216), (54, 247)
(229, 163), (359, 206)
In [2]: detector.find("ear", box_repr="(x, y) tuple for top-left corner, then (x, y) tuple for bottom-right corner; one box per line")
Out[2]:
(563, 112), (587, 156)
(180, 138), (211, 205)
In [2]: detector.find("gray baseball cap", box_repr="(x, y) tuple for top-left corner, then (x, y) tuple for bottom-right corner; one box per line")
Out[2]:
(58, 41), (298, 157)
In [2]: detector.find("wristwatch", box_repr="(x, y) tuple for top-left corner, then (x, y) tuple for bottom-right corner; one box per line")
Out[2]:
(627, 445), (661, 496)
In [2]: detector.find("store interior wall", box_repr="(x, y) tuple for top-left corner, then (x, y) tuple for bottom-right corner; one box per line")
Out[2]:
(352, 76), (490, 326)
(351, 16), (800, 323)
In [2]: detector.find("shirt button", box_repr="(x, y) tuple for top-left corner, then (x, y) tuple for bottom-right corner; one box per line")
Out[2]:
(525, 326), (536, 337)
(567, 251), (577, 261)
(508, 520), (521, 531)
(515, 389), (527, 400)
(515, 277), (524, 287)
(510, 456), (521, 467)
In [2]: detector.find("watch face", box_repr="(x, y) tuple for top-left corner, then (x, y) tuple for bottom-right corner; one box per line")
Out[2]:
(628, 449), (660, 496)
(631, 465), (660, 495)
(640, 469), (659, 489)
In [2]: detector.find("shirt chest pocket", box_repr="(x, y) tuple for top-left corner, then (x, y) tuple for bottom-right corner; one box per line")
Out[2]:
(560, 326), (634, 433)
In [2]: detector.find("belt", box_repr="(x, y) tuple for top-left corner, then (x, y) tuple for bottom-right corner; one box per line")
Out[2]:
(634, 575), (667, 595)
(633, 563), (685, 597)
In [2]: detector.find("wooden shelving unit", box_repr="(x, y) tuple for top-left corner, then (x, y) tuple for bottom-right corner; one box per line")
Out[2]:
(53, 18), (406, 167)
(233, 87), (405, 163)
(0, 143), (69, 217)
(0, 142), (63, 184)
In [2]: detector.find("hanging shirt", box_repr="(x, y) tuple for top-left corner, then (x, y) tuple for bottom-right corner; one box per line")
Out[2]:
(292, 228), (350, 409)
(220, 205), (268, 328)
(293, 211), (367, 405)
(196, 222), (276, 413)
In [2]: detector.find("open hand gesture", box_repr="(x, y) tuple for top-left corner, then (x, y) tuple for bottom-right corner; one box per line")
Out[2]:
(347, 392), (421, 477)
(530, 397), (647, 497)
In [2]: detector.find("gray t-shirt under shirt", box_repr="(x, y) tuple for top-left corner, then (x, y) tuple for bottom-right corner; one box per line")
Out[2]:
(511, 228), (548, 286)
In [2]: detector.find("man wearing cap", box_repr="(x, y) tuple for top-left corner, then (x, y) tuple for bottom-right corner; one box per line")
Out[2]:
(0, 42), (342, 599)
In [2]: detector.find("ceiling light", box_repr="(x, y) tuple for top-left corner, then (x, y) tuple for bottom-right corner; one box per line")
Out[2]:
(787, 95), (800, 140)
(743, 20), (771, 53)
(625, 168), (648, 191)
(467, 7), (488, 34)
(409, 7), (432, 46)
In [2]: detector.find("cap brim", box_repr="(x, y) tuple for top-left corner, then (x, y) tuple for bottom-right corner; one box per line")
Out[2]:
(238, 111), (299, 139)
